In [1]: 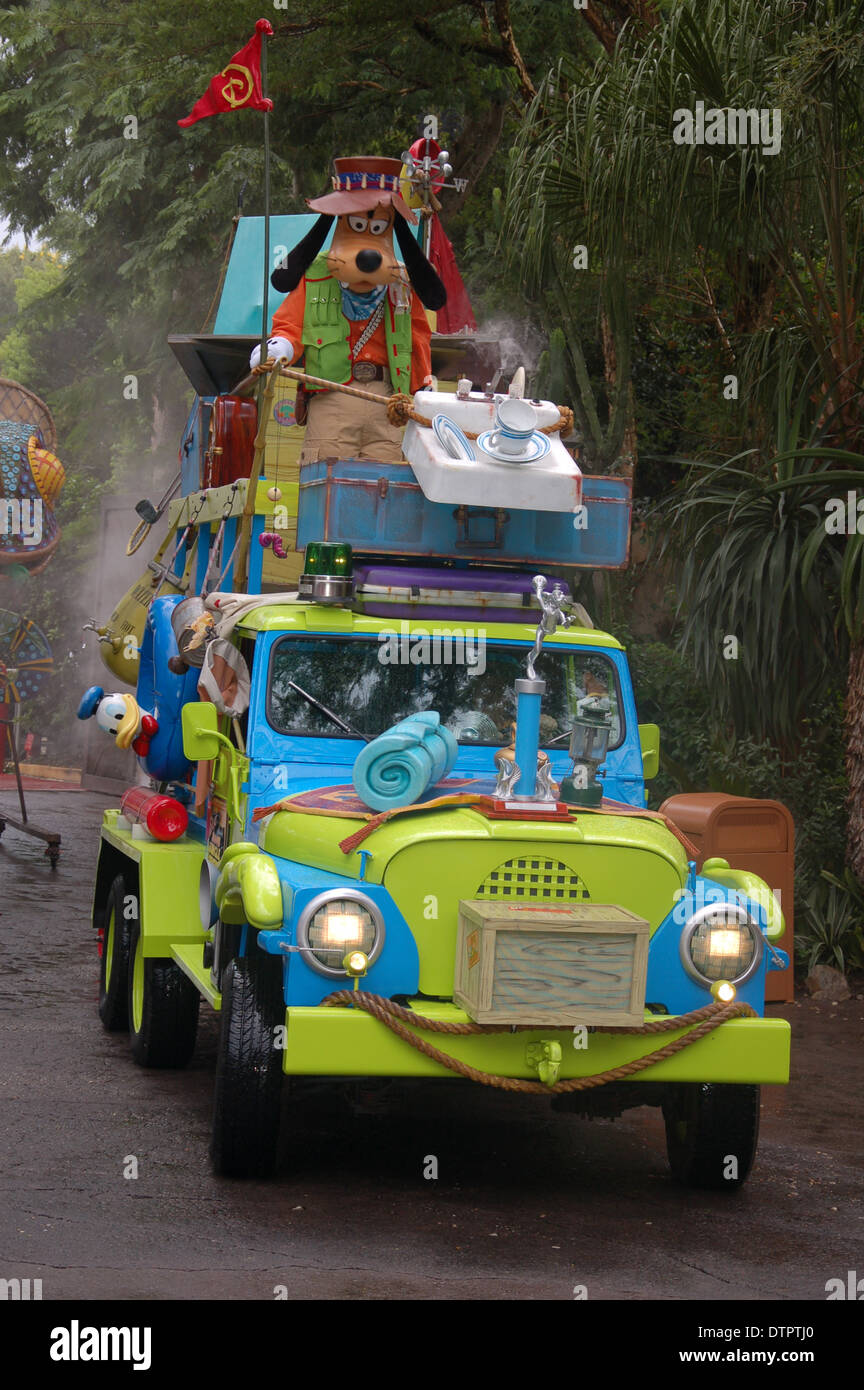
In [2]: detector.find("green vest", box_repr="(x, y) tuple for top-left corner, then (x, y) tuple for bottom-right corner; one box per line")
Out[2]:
(301, 255), (414, 392)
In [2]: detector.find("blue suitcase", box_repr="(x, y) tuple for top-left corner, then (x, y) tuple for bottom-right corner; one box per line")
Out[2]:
(297, 458), (631, 569)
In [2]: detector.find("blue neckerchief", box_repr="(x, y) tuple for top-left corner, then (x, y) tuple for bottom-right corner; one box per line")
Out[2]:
(340, 282), (387, 321)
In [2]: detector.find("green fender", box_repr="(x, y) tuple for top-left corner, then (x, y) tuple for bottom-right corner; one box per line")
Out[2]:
(215, 843), (283, 929)
(702, 858), (785, 941)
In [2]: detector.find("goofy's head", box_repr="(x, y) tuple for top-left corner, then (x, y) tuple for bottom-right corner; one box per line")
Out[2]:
(271, 156), (446, 309)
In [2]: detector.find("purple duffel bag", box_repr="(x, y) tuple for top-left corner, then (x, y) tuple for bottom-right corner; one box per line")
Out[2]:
(353, 564), (573, 625)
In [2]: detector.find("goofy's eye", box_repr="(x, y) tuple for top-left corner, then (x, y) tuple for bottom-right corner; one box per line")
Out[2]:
(347, 216), (368, 233)
(368, 218), (389, 236)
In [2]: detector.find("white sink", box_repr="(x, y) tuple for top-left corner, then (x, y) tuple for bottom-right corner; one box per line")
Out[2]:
(413, 389), (561, 437)
(403, 391), (582, 513)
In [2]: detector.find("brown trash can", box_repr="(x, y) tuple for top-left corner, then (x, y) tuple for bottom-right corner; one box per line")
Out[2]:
(660, 794), (795, 1003)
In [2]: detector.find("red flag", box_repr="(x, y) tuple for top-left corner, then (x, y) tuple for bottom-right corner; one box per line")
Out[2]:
(428, 216), (477, 334)
(178, 19), (273, 128)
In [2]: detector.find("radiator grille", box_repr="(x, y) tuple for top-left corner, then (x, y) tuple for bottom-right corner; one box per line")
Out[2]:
(476, 857), (591, 903)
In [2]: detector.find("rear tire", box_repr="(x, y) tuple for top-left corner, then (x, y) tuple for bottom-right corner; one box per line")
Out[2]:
(99, 874), (133, 1031)
(127, 921), (199, 1068)
(211, 949), (285, 1178)
(662, 1083), (761, 1190)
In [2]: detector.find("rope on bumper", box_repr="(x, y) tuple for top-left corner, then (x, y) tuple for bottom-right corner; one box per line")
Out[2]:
(319, 992), (757, 1094)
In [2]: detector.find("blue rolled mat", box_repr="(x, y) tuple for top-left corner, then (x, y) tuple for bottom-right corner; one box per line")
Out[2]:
(407, 711), (459, 782)
(352, 711), (459, 811)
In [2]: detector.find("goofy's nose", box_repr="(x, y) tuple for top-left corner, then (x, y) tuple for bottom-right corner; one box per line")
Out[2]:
(355, 249), (382, 273)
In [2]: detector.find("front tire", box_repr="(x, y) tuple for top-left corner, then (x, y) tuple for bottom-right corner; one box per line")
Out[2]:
(99, 874), (133, 1031)
(127, 921), (199, 1068)
(662, 1083), (761, 1190)
(211, 950), (285, 1178)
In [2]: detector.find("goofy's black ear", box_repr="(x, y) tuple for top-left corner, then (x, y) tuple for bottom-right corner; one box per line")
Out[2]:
(271, 214), (334, 293)
(393, 213), (447, 311)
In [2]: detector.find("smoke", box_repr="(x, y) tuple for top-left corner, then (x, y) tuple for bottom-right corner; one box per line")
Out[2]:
(477, 315), (548, 383)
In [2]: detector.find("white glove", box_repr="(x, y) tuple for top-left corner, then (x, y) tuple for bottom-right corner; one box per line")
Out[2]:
(249, 336), (294, 369)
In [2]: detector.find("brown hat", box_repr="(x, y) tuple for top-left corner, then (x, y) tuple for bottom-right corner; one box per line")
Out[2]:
(307, 156), (417, 223)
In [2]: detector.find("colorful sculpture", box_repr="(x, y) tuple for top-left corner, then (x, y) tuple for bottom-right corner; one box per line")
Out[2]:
(0, 415), (65, 577)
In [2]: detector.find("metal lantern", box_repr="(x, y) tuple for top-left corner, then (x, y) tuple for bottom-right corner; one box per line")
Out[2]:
(561, 697), (612, 808)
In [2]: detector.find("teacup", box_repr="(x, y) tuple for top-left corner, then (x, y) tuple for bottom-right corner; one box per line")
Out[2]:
(487, 397), (536, 455)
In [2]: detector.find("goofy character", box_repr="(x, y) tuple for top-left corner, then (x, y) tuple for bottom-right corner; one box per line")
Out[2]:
(249, 155), (446, 464)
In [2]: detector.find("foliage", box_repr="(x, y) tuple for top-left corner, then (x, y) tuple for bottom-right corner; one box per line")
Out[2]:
(0, 249), (64, 381)
(652, 460), (845, 744)
(502, 0), (864, 882)
(796, 875), (864, 974)
(505, 0), (864, 477)
(625, 630), (848, 900)
(0, 1), (592, 751)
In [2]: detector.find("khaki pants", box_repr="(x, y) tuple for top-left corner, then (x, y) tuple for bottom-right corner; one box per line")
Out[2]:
(300, 378), (404, 463)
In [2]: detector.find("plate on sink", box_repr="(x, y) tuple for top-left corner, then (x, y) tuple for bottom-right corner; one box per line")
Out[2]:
(476, 430), (550, 465)
(432, 414), (475, 462)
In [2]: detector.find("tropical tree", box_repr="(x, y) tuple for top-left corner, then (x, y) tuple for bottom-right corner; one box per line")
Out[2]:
(0, 0), (589, 748)
(0, 0), (590, 469)
(505, 0), (864, 878)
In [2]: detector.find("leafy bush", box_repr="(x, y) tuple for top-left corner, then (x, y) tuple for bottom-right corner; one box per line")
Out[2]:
(624, 633), (848, 901)
(795, 873), (864, 975)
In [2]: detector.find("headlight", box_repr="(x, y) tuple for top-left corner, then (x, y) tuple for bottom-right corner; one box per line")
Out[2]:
(680, 903), (763, 987)
(297, 890), (384, 977)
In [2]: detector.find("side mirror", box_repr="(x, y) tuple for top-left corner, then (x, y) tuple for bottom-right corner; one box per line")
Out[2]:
(638, 723), (660, 780)
(182, 701), (226, 762)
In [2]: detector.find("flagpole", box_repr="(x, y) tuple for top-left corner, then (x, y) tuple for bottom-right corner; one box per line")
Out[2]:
(237, 21), (272, 593)
(260, 29), (271, 367)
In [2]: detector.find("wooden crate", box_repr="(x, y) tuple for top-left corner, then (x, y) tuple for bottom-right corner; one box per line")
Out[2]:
(454, 901), (650, 1026)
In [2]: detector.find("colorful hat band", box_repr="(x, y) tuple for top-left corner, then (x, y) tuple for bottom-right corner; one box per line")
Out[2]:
(331, 171), (401, 192)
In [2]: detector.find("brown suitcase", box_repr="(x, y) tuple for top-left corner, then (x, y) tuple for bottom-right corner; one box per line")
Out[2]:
(203, 394), (257, 488)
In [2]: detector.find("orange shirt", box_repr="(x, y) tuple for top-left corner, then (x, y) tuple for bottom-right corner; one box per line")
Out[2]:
(270, 278), (432, 392)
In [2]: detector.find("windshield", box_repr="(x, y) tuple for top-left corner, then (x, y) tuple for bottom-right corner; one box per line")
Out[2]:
(267, 635), (622, 749)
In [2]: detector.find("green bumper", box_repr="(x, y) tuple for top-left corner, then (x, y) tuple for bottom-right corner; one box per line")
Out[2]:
(280, 1002), (791, 1084)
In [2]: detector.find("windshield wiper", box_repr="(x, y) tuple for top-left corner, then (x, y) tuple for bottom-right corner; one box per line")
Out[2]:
(287, 680), (369, 742)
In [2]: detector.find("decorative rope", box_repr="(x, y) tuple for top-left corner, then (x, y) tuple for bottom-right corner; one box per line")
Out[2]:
(251, 361), (391, 404)
(387, 395), (575, 440)
(319, 992), (757, 1094)
(249, 364), (575, 439)
(252, 787), (703, 864)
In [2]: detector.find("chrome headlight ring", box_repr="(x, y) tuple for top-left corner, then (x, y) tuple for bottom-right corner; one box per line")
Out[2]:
(679, 901), (764, 988)
(296, 888), (385, 978)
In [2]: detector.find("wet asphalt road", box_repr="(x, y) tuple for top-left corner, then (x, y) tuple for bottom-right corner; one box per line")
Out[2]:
(1, 789), (862, 1302)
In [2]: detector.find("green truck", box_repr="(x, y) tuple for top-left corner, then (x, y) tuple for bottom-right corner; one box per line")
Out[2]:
(86, 545), (790, 1184)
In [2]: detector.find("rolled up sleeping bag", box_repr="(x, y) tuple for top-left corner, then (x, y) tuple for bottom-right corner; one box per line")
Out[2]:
(352, 710), (459, 812)
(409, 710), (458, 782)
